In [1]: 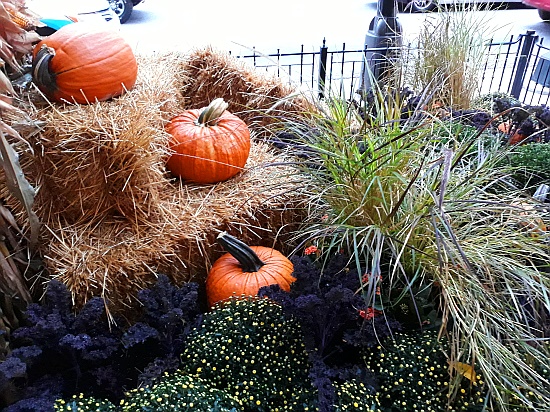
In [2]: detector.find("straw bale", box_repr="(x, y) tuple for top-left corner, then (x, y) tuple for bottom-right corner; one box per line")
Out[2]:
(179, 46), (314, 130)
(0, 52), (310, 311)
(12, 52), (186, 227)
(41, 141), (307, 310)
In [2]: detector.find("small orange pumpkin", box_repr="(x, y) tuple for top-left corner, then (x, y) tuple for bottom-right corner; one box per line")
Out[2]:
(32, 23), (138, 104)
(498, 121), (511, 134)
(166, 98), (251, 184)
(205, 232), (296, 308)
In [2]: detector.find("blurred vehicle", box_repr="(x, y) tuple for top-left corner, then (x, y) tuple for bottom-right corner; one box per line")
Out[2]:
(522, 0), (550, 19)
(108, 0), (144, 24)
(27, 0), (120, 36)
(397, 0), (524, 13)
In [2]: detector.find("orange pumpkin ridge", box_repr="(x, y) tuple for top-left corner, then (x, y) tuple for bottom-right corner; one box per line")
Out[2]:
(32, 23), (138, 104)
(205, 232), (296, 308)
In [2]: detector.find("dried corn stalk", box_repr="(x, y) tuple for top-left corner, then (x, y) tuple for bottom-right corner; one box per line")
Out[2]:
(0, 0), (39, 317)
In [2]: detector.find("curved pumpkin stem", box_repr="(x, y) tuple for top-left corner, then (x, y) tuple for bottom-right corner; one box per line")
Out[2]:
(196, 98), (229, 127)
(217, 231), (265, 273)
(32, 44), (57, 95)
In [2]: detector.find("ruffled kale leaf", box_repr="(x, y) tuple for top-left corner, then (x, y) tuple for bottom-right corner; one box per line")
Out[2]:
(0, 357), (27, 380)
(127, 276), (201, 384)
(3, 375), (64, 412)
(121, 322), (159, 348)
(261, 253), (398, 359)
(137, 275), (200, 335)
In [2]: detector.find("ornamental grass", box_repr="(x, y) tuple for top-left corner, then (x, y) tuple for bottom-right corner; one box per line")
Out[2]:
(402, 2), (496, 110)
(269, 91), (550, 411)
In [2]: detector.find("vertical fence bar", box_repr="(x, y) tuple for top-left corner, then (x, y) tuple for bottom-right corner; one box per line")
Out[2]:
(339, 43), (346, 97)
(318, 39), (328, 99)
(300, 44), (304, 85)
(510, 30), (539, 99)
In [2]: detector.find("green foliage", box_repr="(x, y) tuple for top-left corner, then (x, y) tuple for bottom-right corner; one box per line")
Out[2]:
(181, 297), (317, 411)
(502, 143), (550, 189)
(54, 394), (118, 411)
(363, 330), (487, 412)
(274, 95), (550, 411)
(120, 373), (241, 411)
(497, 340), (550, 410)
(333, 380), (379, 411)
(53, 374), (241, 412)
(471, 92), (521, 114)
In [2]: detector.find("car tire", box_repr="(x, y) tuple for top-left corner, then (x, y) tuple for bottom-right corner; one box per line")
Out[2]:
(539, 8), (550, 21)
(109, 0), (133, 24)
(408, 0), (436, 12)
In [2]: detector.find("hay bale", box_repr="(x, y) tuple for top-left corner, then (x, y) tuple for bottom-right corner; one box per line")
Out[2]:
(16, 52), (186, 227)
(179, 46), (314, 130)
(1, 51), (309, 311)
(41, 141), (306, 310)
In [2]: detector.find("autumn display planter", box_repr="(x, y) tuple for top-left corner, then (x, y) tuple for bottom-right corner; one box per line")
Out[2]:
(5, 26), (550, 410)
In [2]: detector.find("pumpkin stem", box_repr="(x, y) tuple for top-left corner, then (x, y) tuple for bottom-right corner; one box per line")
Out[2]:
(32, 44), (57, 95)
(197, 98), (229, 127)
(217, 231), (265, 273)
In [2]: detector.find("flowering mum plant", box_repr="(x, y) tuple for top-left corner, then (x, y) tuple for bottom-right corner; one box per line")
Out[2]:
(181, 297), (316, 412)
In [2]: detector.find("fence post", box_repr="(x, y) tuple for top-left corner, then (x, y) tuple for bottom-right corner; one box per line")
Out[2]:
(318, 39), (328, 99)
(510, 30), (539, 99)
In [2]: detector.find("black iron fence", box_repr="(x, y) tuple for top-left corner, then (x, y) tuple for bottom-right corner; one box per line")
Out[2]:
(229, 31), (550, 106)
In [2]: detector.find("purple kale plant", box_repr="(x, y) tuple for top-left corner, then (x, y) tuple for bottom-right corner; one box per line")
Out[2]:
(122, 275), (201, 385)
(0, 275), (201, 410)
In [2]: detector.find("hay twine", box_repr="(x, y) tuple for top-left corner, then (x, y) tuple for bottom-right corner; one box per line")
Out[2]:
(1, 51), (311, 311)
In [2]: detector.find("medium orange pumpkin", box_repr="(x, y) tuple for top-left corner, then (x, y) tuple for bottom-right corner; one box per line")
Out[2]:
(166, 98), (251, 184)
(205, 232), (296, 308)
(32, 23), (138, 104)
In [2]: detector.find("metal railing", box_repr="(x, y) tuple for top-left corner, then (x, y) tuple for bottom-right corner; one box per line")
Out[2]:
(229, 32), (550, 106)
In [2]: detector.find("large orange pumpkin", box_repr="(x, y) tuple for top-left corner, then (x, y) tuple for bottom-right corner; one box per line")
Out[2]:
(206, 232), (296, 308)
(166, 98), (251, 184)
(32, 23), (138, 104)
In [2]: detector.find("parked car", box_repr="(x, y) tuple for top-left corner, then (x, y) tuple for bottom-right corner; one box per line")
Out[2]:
(108, 0), (144, 24)
(27, 0), (120, 36)
(522, 0), (550, 19)
(397, 0), (523, 13)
